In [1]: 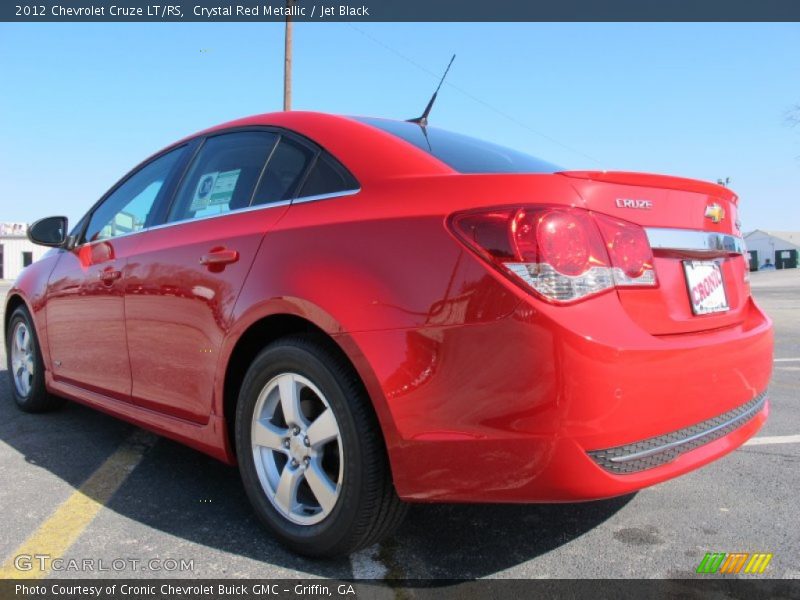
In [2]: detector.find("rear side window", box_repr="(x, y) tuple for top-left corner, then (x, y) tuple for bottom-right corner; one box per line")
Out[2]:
(252, 137), (315, 207)
(354, 117), (562, 174)
(167, 132), (278, 223)
(297, 152), (359, 199)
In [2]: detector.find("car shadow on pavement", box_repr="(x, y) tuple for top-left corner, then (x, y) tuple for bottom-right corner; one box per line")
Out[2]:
(387, 496), (634, 578)
(0, 374), (633, 578)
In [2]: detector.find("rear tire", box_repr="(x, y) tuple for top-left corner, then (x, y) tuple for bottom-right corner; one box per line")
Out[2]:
(235, 334), (407, 557)
(6, 306), (65, 413)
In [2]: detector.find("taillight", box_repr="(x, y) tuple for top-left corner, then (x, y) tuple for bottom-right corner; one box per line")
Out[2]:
(449, 206), (657, 304)
(593, 214), (657, 286)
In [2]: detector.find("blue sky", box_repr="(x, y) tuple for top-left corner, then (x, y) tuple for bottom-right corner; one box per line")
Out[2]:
(1, 22), (799, 230)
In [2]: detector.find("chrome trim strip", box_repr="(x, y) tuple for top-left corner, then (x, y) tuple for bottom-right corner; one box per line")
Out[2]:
(645, 228), (746, 255)
(609, 394), (766, 464)
(291, 187), (360, 205)
(146, 199), (293, 233)
(74, 188), (361, 248)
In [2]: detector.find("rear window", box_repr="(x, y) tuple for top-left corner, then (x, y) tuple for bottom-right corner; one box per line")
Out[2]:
(355, 117), (562, 174)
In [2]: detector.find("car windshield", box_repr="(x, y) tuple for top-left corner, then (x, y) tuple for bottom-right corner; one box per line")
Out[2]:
(354, 117), (562, 174)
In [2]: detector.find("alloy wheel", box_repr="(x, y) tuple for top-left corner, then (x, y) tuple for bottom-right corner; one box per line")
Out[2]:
(10, 321), (34, 398)
(250, 372), (344, 525)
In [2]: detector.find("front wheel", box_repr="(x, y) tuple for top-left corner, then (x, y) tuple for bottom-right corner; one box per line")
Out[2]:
(235, 335), (407, 557)
(5, 306), (64, 413)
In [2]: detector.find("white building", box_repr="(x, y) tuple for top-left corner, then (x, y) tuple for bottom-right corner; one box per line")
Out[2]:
(0, 222), (50, 281)
(744, 230), (800, 270)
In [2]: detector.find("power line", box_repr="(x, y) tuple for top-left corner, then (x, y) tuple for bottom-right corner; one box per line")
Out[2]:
(347, 24), (605, 168)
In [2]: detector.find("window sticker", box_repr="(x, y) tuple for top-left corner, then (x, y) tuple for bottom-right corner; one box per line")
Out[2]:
(190, 172), (218, 211)
(114, 211), (135, 233)
(208, 169), (241, 206)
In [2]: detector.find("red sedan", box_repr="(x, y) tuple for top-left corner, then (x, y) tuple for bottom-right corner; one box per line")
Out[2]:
(5, 112), (772, 557)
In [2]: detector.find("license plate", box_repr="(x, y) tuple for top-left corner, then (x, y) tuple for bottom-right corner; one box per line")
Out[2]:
(683, 260), (729, 315)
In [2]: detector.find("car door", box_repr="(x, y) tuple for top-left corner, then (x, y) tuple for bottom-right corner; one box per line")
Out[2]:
(123, 130), (316, 422)
(45, 146), (188, 400)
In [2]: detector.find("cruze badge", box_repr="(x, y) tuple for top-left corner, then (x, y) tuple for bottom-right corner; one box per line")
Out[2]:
(704, 203), (726, 224)
(616, 198), (653, 209)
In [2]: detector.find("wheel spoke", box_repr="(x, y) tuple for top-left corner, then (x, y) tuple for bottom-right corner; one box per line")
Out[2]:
(278, 375), (304, 428)
(17, 368), (30, 394)
(306, 408), (339, 448)
(252, 420), (287, 451)
(274, 464), (302, 515)
(14, 327), (25, 353)
(304, 461), (338, 513)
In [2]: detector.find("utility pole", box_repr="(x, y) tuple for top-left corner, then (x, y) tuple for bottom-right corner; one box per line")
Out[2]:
(283, 0), (293, 111)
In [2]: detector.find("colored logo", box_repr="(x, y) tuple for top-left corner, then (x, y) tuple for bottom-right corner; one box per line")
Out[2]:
(696, 552), (773, 574)
(198, 175), (215, 199)
(690, 266), (723, 306)
(704, 203), (726, 224)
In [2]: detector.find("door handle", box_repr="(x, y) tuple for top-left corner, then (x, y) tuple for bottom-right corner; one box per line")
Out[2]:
(200, 247), (239, 269)
(98, 269), (121, 284)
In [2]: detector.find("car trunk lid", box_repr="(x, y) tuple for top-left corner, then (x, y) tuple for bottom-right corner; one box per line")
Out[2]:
(559, 171), (749, 335)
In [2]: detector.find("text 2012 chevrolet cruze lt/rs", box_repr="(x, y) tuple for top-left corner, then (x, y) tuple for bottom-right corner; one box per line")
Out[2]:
(5, 112), (772, 557)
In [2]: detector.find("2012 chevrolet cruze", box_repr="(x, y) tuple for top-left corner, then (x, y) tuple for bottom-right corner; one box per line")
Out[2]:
(5, 112), (772, 557)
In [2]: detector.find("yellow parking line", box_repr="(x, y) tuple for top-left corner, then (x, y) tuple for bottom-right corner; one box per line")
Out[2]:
(0, 430), (156, 579)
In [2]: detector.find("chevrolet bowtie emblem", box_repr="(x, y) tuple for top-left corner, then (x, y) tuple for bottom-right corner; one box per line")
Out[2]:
(704, 203), (725, 224)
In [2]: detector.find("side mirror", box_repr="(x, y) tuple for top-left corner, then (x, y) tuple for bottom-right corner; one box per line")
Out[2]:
(28, 216), (69, 248)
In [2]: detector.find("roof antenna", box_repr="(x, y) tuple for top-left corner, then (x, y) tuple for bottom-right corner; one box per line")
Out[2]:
(408, 54), (456, 128)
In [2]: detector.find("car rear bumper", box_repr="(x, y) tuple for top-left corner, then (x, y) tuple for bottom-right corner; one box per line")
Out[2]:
(346, 292), (773, 503)
(587, 391), (766, 475)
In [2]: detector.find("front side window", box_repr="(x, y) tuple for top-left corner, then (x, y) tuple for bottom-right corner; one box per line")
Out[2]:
(167, 132), (279, 223)
(84, 147), (185, 243)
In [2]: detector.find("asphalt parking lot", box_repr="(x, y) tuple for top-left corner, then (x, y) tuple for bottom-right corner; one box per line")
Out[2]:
(0, 270), (797, 581)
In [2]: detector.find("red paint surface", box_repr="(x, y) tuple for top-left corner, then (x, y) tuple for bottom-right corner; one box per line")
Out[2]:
(5, 112), (772, 501)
